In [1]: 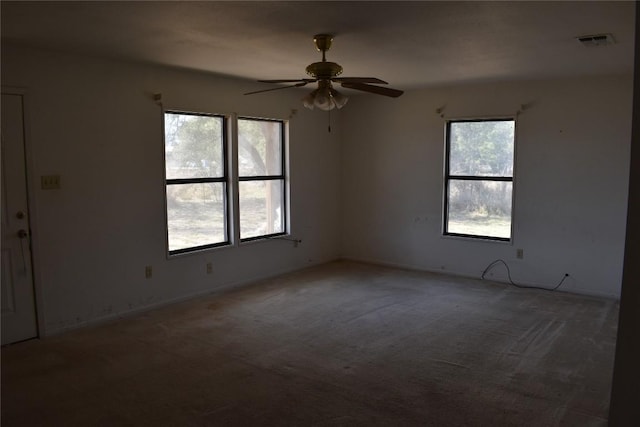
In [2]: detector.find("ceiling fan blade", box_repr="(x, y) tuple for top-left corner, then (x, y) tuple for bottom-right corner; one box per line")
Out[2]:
(257, 79), (316, 83)
(341, 82), (404, 98)
(244, 81), (309, 95)
(332, 77), (388, 84)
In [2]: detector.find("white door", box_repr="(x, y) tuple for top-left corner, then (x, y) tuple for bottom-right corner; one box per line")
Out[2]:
(1, 92), (38, 345)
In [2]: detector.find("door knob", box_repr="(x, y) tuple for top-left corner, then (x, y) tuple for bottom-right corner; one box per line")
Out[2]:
(17, 229), (28, 239)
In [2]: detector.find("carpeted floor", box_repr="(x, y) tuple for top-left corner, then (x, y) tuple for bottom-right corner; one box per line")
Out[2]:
(1, 261), (619, 426)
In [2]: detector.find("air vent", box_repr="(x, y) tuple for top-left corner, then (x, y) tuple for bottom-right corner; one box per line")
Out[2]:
(576, 33), (616, 47)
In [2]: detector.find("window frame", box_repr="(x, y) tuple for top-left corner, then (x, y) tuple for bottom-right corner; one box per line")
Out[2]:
(237, 116), (288, 242)
(443, 117), (516, 242)
(163, 110), (231, 256)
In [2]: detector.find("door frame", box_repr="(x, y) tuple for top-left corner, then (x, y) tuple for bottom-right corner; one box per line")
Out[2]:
(2, 86), (46, 339)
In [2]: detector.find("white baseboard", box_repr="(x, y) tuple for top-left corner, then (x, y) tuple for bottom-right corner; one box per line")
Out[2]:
(43, 256), (341, 337)
(339, 255), (620, 301)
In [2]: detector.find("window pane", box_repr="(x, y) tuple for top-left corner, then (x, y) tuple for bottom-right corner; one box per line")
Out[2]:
(447, 180), (512, 239)
(449, 120), (514, 177)
(238, 119), (282, 177)
(167, 183), (226, 251)
(165, 113), (224, 179)
(239, 180), (284, 239)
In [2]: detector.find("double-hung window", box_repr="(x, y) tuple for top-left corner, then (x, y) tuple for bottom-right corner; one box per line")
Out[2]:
(444, 119), (515, 241)
(163, 112), (288, 255)
(164, 112), (229, 254)
(238, 118), (286, 241)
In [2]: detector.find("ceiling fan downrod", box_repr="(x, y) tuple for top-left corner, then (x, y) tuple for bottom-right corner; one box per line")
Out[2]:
(313, 34), (333, 60)
(306, 34), (343, 80)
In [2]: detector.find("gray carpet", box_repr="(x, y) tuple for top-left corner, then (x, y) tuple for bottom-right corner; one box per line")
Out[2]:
(1, 261), (618, 426)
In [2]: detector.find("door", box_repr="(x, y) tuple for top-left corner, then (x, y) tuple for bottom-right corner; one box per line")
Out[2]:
(1, 92), (38, 345)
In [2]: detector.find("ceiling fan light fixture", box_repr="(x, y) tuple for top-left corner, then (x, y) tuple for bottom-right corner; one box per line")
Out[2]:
(330, 88), (349, 109)
(313, 90), (333, 111)
(302, 80), (349, 111)
(302, 89), (318, 109)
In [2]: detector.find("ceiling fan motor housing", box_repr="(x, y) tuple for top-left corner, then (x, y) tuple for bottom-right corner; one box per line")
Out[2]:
(306, 61), (343, 79)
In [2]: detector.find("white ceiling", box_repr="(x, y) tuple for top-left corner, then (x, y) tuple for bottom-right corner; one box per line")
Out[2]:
(1, 1), (635, 90)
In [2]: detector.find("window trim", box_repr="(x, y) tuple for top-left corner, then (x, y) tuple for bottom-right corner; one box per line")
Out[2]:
(237, 116), (288, 242)
(163, 110), (231, 256)
(443, 117), (516, 242)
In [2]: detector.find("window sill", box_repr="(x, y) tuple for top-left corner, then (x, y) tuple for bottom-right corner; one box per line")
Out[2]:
(167, 242), (234, 259)
(239, 233), (294, 247)
(441, 233), (513, 245)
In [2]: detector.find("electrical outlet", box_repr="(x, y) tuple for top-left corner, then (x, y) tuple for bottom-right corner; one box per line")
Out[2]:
(41, 175), (61, 190)
(206, 262), (213, 274)
(516, 248), (524, 259)
(145, 265), (152, 279)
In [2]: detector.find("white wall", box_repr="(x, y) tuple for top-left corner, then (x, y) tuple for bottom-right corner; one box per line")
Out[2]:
(341, 76), (632, 298)
(2, 45), (632, 337)
(2, 46), (342, 334)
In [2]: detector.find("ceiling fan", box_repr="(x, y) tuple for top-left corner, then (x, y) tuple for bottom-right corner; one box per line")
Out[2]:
(244, 34), (404, 111)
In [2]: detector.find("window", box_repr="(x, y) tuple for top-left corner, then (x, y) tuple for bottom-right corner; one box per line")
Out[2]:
(238, 118), (286, 241)
(163, 112), (288, 255)
(164, 112), (229, 254)
(444, 119), (515, 240)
